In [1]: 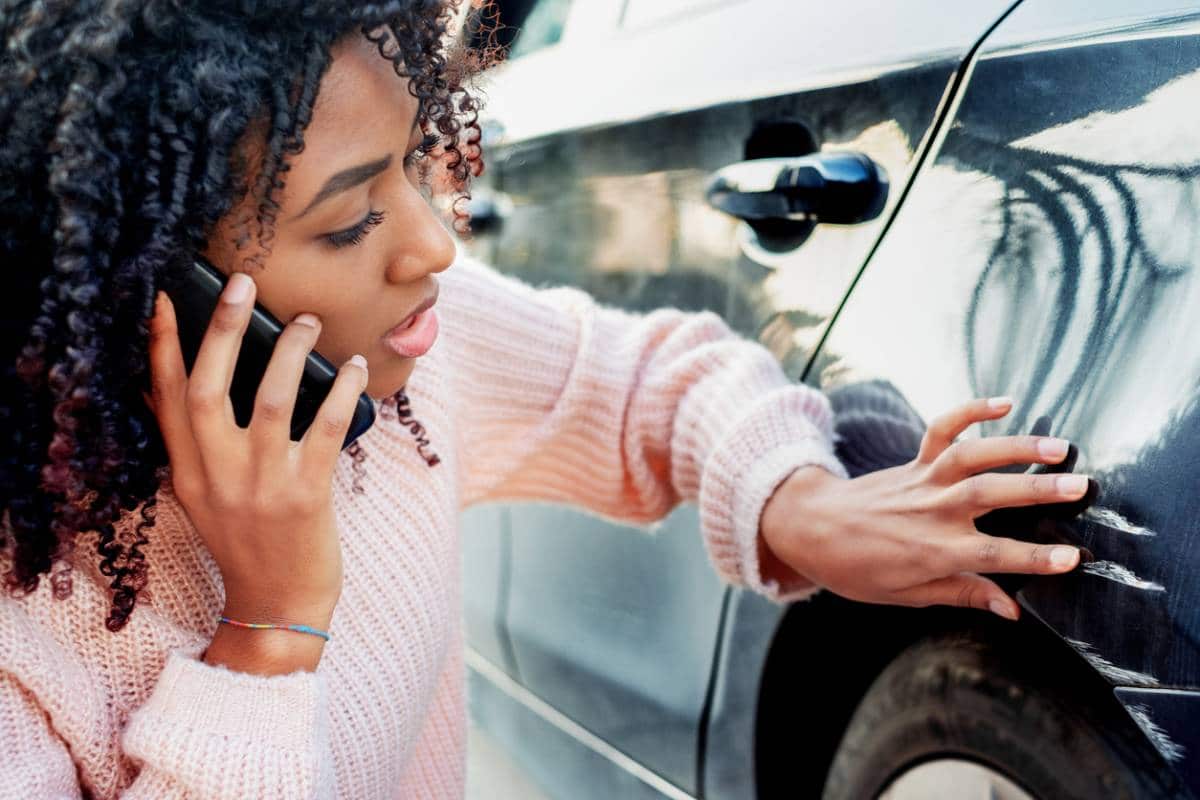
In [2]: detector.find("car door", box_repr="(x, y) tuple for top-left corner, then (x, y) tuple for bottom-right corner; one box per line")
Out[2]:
(809, 0), (1200, 789)
(464, 0), (1019, 795)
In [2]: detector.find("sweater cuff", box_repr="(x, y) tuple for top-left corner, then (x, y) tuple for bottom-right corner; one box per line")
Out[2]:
(699, 387), (849, 604)
(121, 647), (332, 797)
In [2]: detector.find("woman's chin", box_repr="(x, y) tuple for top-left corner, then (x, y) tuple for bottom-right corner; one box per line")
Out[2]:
(365, 356), (416, 400)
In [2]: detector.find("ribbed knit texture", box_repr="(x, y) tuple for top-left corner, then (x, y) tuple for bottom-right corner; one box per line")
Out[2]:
(0, 254), (847, 799)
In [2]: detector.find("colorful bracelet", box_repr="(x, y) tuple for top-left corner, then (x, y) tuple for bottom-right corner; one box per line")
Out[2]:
(218, 615), (331, 641)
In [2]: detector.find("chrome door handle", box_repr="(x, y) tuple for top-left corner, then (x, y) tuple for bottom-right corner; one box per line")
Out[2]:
(705, 151), (888, 225)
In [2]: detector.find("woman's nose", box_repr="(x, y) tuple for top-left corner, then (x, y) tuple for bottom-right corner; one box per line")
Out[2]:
(384, 196), (456, 284)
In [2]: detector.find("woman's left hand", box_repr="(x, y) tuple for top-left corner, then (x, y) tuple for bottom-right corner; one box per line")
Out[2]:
(758, 396), (1089, 621)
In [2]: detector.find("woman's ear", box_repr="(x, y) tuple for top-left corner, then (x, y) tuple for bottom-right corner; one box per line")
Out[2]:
(204, 115), (273, 276)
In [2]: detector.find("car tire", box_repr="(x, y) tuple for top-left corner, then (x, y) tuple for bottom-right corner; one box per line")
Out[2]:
(821, 631), (1183, 800)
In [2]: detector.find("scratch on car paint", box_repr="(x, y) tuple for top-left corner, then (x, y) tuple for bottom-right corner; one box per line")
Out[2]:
(1064, 638), (1160, 687)
(1126, 703), (1186, 763)
(1078, 560), (1166, 592)
(1083, 506), (1156, 537)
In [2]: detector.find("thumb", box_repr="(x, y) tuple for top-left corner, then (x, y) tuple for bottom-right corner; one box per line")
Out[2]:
(890, 573), (1019, 621)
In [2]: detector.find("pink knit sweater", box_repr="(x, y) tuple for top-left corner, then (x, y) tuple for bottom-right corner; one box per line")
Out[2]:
(0, 254), (847, 799)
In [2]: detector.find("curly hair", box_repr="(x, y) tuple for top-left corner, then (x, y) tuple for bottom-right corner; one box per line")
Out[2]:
(0, 0), (497, 633)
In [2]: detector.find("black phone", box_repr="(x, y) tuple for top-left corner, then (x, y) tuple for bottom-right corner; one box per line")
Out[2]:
(161, 254), (376, 450)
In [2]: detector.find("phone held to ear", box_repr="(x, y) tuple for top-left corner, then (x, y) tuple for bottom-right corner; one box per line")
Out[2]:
(162, 254), (376, 451)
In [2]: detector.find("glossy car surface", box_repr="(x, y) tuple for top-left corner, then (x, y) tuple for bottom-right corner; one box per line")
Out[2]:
(462, 1), (1200, 797)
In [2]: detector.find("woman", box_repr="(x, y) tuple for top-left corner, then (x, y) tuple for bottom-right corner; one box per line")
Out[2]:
(0, 1), (1090, 797)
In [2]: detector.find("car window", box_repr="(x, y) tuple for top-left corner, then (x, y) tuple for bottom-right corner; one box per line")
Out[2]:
(508, 0), (574, 59)
(620, 0), (739, 30)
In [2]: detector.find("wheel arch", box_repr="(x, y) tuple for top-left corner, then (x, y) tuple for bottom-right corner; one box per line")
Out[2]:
(749, 591), (1167, 799)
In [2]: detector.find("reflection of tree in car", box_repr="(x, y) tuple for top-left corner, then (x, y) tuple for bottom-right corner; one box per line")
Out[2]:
(821, 136), (1198, 601)
(821, 132), (1200, 690)
(956, 135), (1199, 438)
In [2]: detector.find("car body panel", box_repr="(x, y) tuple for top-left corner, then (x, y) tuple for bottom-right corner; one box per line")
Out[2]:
(462, 1), (1017, 795)
(462, 505), (515, 675)
(473, 0), (1019, 367)
(466, 0), (1200, 796)
(501, 503), (722, 795)
(699, 588), (787, 800)
(1114, 687), (1200, 795)
(812, 18), (1200, 788)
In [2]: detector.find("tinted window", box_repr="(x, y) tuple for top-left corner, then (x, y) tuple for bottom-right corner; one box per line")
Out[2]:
(509, 0), (574, 58)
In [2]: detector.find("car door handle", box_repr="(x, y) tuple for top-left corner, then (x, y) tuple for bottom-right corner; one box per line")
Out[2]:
(465, 189), (512, 235)
(704, 151), (889, 225)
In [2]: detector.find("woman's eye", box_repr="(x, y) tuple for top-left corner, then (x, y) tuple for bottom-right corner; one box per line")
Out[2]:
(324, 208), (387, 249)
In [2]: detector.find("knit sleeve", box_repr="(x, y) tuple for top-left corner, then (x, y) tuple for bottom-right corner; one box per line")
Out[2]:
(0, 647), (335, 799)
(0, 668), (83, 798)
(438, 255), (849, 603)
(117, 648), (336, 799)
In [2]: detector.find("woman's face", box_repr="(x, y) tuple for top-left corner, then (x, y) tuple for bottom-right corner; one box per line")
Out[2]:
(202, 32), (457, 400)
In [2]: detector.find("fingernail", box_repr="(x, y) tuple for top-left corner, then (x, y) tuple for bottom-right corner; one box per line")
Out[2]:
(1038, 437), (1069, 459)
(989, 599), (1017, 620)
(1051, 546), (1079, 569)
(293, 312), (320, 329)
(988, 396), (1013, 409)
(1057, 475), (1088, 495)
(349, 354), (368, 371)
(223, 272), (253, 304)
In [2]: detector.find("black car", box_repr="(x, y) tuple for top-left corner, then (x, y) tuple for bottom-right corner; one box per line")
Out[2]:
(461, 1), (1200, 797)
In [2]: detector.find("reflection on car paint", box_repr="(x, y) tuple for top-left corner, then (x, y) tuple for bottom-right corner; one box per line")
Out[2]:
(485, 1), (1015, 144)
(474, 64), (961, 386)
(467, 2), (1200, 796)
(814, 15), (1200, 690)
(465, 8), (1019, 791)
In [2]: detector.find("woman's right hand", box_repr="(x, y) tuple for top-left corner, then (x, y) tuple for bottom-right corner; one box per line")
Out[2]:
(759, 397), (1093, 620)
(145, 271), (368, 630)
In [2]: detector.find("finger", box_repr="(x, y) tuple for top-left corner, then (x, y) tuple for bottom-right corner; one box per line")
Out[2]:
(952, 470), (1090, 512)
(297, 353), (369, 479)
(248, 312), (323, 465)
(952, 533), (1080, 575)
(917, 396), (1013, 464)
(187, 271), (255, 455)
(145, 291), (203, 478)
(930, 434), (1071, 483)
(891, 573), (1019, 620)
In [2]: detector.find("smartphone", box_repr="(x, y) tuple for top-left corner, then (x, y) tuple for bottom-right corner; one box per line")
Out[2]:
(161, 254), (376, 450)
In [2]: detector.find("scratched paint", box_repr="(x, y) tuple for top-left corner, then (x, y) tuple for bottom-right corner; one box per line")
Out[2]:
(1126, 703), (1186, 763)
(1078, 560), (1166, 592)
(1065, 638), (1160, 687)
(1083, 506), (1157, 537)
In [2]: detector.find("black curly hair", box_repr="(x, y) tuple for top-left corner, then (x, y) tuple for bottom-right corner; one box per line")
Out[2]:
(0, 0), (498, 633)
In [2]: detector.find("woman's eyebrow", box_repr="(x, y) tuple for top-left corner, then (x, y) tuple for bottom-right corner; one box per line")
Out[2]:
(291, 154), (393, 221)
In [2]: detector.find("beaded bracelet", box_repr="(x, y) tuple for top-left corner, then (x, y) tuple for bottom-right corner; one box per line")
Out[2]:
(218, 615), (331, 641)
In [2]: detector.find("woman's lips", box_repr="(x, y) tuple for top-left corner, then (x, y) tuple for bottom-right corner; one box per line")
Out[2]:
(382, 305), (439, 358)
